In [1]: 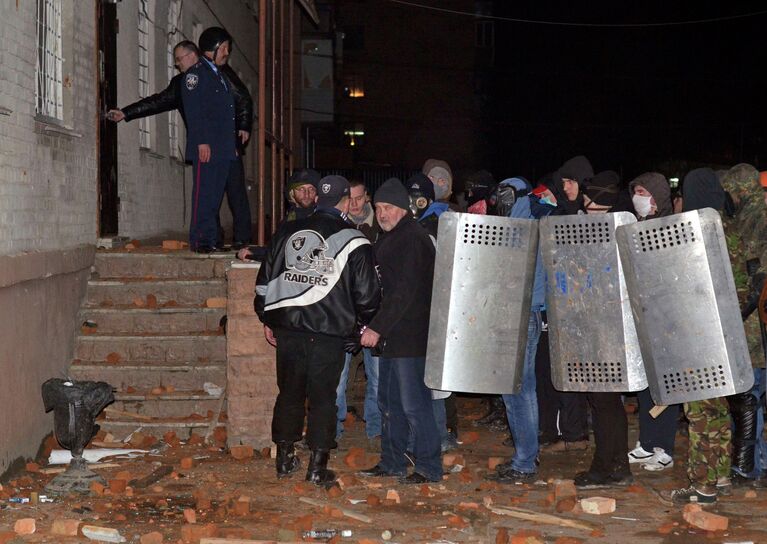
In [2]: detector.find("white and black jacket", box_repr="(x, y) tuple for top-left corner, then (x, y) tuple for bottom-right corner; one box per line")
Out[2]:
(255, 209), (381, 337)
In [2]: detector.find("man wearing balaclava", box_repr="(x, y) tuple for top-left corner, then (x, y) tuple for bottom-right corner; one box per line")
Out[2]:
(422, 159), (455, 207)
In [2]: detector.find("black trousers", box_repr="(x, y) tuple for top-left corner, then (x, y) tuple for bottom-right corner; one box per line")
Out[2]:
(586, 392), (630, 476)
(272, 329), (345, 450)
(535, 328), (589, 442)
(216, 157), (253, 245)
(637, 387), (679, 454)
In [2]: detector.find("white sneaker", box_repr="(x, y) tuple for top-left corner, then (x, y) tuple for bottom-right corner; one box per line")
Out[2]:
(628, 442), (655, 464)
(641, 448), (673, 471)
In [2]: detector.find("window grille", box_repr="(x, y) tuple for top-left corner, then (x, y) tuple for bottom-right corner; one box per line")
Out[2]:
(138, 0), (152, 149)
(167, 0), (181, 158)
(35, 0), (64, 120)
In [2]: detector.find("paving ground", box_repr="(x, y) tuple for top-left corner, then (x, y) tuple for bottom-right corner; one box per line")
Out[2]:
(1, 395), (766, 543)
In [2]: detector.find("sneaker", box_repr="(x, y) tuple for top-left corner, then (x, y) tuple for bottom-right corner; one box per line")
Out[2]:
(628, 442), (655, 464)
(659, 485), (717, 505)
(641, 448), (673, 472)
(494, 468), (537, 484)
(441, 432), (459, 453)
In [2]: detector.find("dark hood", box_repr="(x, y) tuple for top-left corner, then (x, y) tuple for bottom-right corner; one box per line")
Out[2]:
(629, 172), (672, 218)
(558, 155), (594, 184)
(682, 168), (725, 212)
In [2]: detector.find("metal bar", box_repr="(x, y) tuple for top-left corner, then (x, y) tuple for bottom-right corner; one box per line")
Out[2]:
(278, 0), (286, 221)
(257, 0), (267, 245)
(270, 0), (278, 234)
(288, 0), (295, 176)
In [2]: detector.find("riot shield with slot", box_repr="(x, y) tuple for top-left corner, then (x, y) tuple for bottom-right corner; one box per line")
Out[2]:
(541, 212), (647, 392)
(615, 209), (753, 404)
(425, 212), (538, 394)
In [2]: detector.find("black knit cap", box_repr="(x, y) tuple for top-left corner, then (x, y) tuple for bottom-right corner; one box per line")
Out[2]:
(375, 178), (410, 211)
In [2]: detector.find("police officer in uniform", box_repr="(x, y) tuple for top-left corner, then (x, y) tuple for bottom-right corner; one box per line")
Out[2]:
(181, 27), (239, 252)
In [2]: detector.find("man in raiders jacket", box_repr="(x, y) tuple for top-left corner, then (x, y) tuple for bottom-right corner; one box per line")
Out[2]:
(255, 175), (380, 487)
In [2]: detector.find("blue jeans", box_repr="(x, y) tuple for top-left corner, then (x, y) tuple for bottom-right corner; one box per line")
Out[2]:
(336, 349), (381, 439)
(501, 310), (542, 474)
(378, 356), (442, 480)
(407, 398), (448, 453)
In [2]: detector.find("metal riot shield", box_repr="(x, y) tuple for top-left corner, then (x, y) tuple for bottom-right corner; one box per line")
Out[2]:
(540, 212), (648, 392)
(615, 208), (754, 405)
(425, 212), (538, 394)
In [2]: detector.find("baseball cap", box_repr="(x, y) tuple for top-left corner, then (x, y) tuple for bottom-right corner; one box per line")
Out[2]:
(316, 175), (350, 207)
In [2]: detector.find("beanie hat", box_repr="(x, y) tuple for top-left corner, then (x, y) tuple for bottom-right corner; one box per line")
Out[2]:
(374, 178), (410, 211)
(287, 169), (321, 192)
(586, 170), (621, 207)
(406, 173), (435, 202)
(316, 175), (350, 207)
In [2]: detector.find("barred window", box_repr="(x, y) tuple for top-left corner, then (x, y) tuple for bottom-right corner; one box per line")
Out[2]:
(35, 0), (64, 120)
(167, 0), (182, 158)
(138, 0), (152, 149)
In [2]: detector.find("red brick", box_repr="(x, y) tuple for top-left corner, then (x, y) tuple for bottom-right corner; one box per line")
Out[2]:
(180, 457), (195, 469)
(556, 498), (576, 513)
(496, 527), (510, 544)
(442, 453), (465, 466)
(487, 457), (505, 470)
(109, 479), (127, 494)
(553, 479), (577, 501)
(90, 481), (106, 495)
(183, 508), (197, 524)
(140, 531), (164, 544)
(51, 519), (81, 536)
(0, 532), (17, 544)
(580, 496), (615, 515)
(462, 431), (480, 444)
(14, 519), (36, 535)
(683, 505), (728, 531)
(180, 523), (218, 543)
(230, 445), (254, 460)
(366, 494), (380, 506)
(234, 496), (250, 516)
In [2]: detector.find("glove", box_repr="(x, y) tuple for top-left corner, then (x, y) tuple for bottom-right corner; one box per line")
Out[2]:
(344, 336), (362, 355)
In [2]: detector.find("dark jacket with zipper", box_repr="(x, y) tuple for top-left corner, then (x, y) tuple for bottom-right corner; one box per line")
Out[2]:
(368, 215), (435, 358)
(121, 64), (253, 151)
(255, 208), (381, 338)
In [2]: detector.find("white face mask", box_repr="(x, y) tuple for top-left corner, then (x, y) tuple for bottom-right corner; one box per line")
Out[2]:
(632, 194), (653, 217)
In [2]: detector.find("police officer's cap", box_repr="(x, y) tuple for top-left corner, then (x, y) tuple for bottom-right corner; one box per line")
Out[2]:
(199, 27), (233, 53)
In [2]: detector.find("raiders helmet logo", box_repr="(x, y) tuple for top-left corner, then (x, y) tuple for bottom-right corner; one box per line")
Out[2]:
(291, 236), (306, 251)
(321, 183), (331, 194)
(185, 73), (199, 90)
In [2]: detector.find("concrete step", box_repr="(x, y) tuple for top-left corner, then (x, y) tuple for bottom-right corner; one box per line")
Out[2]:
(85, 279), (226, 307)
(74, 333), (226, 363)
(68, 360), (226, 390)
(79, 307), (226, 334)
(95, 416), (225, 439)
(94, 251), (232, 280)
(110, 389), (224, 418)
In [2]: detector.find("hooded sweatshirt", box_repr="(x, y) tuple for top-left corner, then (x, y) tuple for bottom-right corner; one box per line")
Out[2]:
(629, 172), (672, 219)
(554, 156), (594, 215)
(682, 168), (725, 213)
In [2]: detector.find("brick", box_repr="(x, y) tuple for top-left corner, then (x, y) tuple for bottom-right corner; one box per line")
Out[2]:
(206, 297), (227, 308)
(580, 496), (616, 515)
(0, 532), (16, 544)
(553, 479), (577, 501)
(109, 478), (127, 493)
(140, 531), (164, 544)
(461, 431), (480, 444)
(180, 457), (195, 469)
(343, 447), (366, 468)
(443, 453), (465, 466)
(234, 496), (250, 516)
(556, 498), (576, 513)
(180, 523), (218, 543)
(13, 518), (35, 535)
(386, 489), (400, 503)
(183, 508), (197, 523)
(51, 519), (81, 536)
(162, 240), (188, 250)
(683, 504), (728, 531)
(366, 494), (380, 506)
(230, 445), (254, 460)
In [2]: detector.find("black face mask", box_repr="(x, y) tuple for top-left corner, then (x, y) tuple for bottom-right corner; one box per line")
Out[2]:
(408, 192), (432, 218)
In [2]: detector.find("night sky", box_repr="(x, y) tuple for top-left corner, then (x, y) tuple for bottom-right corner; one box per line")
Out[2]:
(483, 2), (767, 182)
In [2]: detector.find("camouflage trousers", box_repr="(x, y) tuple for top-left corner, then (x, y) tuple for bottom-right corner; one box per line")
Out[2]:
(684, 398), (732, 487)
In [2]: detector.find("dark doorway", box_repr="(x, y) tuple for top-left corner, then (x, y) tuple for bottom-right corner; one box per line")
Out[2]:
(97, 0), (119, 236)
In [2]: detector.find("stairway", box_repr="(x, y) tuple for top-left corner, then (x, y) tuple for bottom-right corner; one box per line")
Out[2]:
(69, 248), (231, 438)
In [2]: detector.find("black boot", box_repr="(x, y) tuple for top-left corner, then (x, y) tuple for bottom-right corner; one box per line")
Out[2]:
(474, 396), (506, 427)
(728, 392), (757, 476)
(275, 441), (300, 478)
(305, 449), (336, 487)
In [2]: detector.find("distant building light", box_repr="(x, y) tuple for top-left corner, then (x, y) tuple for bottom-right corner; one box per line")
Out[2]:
(343, 130), (365, 136)
(669, 177), (679, 183)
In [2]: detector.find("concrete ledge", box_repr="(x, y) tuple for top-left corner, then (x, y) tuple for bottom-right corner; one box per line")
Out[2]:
(0, 244), (95, 289)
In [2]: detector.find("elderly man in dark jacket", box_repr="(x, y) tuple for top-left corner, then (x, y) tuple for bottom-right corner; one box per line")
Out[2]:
(357, 178), (442, 484)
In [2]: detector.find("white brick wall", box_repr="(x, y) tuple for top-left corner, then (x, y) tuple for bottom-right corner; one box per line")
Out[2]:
(0, 0), (260, 253)
(0, 0), (98, 255)
(115, 0), (260, 240)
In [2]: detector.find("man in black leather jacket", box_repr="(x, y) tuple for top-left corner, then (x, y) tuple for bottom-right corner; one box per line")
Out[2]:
(255, 175), (381, 487)
(108, 39), (253, 249)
